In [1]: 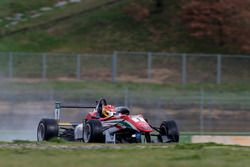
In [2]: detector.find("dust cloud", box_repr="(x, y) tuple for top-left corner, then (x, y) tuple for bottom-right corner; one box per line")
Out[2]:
(0, 80), (59, 141)
(0, 100), (54, 141)
(0, 82), (95, 141)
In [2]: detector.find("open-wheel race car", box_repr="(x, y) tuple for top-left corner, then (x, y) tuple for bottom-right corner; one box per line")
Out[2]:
(37, 98), (179, 143)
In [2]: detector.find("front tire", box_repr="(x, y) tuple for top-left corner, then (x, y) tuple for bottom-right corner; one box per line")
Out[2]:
(160, 120), (179, 143)
(144, 132), (151, 143)
(37, 119), (59, 141)
(83, 120), (104, 143)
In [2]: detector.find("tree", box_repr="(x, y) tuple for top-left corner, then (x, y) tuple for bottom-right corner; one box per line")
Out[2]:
(123, 2), (149, 21)
(181, 0), (250, 53)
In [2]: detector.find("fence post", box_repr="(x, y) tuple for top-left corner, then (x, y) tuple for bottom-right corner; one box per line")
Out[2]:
(112, 51), (117, 82)
(76, 54), (81, 80)
(147, 52), (152, 80)
(8, 52), (13, 79)
(200, 88), (204, 134)
(42, 54), (47, 80)
(216, 54), (222, 84)
(182, 54), (187, 84)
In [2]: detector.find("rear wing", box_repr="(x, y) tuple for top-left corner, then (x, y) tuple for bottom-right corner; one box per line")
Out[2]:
(54, 102), (95, 121)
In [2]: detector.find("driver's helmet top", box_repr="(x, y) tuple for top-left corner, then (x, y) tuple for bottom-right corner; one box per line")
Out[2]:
(102, 105), (115, 117)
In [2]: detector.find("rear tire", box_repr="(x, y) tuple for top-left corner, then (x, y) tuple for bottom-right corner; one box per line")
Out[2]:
(83, 120), (104, 143)
(160, 120), (179, 142)
(37, 119), (59, 141)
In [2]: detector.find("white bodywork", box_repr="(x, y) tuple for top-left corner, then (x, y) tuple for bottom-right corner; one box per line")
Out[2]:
(74, 116), (145, 141)
(74, 123), (83, 140)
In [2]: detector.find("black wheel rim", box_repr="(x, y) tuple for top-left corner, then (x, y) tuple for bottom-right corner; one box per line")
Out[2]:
(83, 124), (91, 143)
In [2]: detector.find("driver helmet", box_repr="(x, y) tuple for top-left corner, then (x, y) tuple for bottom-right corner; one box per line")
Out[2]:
(102, 105), (115, 117)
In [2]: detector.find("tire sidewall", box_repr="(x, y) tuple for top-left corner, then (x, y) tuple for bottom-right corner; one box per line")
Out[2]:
(83, 123), (92, 143)
(160, 120), (179, 142)
(37, 121), (46, 141)
(83, 120), (103, 143)
(37, 119), (58, 141)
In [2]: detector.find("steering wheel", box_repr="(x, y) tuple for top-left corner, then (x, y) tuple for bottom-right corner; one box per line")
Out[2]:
(96, 98), (107, 116)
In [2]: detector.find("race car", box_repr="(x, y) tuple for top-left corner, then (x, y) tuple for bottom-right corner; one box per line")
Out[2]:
(37, 98), (179, 143)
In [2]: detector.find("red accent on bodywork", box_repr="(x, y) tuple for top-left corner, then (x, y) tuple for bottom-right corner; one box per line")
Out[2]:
(124, 115), (153, 132)
(84, 111), (97, 120)
(85, 111), (153, 132)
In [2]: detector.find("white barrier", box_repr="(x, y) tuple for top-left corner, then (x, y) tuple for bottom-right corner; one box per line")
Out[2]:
(192, 135), (250, 146)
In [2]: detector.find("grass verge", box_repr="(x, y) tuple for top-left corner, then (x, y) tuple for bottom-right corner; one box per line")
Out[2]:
(0, 143), (249, 167)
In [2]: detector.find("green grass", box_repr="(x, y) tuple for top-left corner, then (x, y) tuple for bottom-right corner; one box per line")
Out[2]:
(2, 80), (250, 91)
(0, 0), (249, 84)
(1, 80), (250, 99)
(0, 0), (58, 17)
(0, 0), (248, 86)
(0, 143), (249, 167)
(0, 0), (116, 52)
(0, 0), (239, 53)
